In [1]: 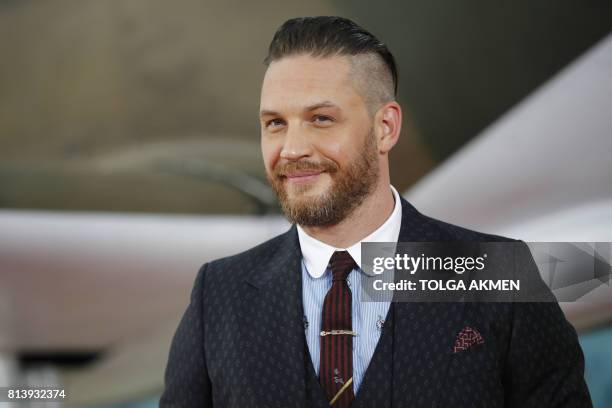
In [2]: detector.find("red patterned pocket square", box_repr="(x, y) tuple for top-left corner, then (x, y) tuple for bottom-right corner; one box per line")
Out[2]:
(453, 326), (484, 353)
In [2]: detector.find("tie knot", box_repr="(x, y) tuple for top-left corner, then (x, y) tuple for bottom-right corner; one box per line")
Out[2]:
(329, 251), (356, 281)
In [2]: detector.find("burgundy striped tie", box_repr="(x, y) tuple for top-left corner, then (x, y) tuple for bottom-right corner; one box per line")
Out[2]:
(319, 251), (356, 407)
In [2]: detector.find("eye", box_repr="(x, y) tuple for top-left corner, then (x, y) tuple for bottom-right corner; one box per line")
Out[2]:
(265, 118), (286, 129)
(312, 114), (334, 125)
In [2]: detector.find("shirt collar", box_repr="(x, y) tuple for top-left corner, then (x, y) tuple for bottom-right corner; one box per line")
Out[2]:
(297, 185), (402, 278)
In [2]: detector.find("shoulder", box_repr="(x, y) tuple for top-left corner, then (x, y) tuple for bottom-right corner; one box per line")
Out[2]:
(201, 225), (296, 280)
(193, 225), (299, 315)
(424, 213), (515, 242)
(400, 197), (517, 243)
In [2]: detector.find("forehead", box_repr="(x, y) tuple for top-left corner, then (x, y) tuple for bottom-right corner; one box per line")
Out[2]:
(260, 54), (364, 110)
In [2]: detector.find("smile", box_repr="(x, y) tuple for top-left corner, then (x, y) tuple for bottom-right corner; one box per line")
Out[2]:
(285, 171), (324, 184)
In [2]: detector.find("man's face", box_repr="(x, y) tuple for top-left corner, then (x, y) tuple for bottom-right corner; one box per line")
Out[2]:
(260, 54), (380, 226)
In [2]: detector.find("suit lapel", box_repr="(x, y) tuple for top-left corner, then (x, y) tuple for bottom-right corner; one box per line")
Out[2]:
(352, 303), (395, 408)
(240, 226), (308, 407)
(356, 198), (467, 407)
(394, 198), (466, 406)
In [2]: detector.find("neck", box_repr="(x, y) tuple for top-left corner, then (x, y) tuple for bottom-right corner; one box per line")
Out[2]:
(301, 181), (396, 248)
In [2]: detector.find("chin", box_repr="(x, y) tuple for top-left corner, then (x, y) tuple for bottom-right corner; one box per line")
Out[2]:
(285, 192), (319, 209)
(286, 182), (329, 201)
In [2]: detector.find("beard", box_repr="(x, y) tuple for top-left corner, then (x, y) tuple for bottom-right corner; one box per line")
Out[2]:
(267, 129), (379, 227)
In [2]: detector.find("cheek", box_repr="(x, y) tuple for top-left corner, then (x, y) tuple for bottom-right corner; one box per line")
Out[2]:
(261, 137), (281, 172)
(317, 133), (354, 164)
(319, 139), (341, 157)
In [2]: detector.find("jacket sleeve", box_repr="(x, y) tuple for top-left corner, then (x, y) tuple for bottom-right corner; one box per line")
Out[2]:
(160, 263), (213, 407)
(504, 243), (592, 407)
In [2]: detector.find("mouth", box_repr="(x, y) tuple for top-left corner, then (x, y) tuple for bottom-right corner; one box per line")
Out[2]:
(284, 171), (324, 184)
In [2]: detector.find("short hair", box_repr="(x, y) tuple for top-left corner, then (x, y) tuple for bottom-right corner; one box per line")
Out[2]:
(264, 16), (398, 111)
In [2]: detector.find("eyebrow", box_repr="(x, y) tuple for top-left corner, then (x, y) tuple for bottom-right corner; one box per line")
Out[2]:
(259, 101), (339, 118)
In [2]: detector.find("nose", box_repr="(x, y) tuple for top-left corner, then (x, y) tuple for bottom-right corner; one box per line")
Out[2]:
(280, 125), (313, 161)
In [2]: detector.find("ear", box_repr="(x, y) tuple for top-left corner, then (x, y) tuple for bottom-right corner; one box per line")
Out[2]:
(374, 101), (402, 154)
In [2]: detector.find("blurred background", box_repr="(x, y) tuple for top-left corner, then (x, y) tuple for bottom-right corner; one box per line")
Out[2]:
(1, 0), (611, 406)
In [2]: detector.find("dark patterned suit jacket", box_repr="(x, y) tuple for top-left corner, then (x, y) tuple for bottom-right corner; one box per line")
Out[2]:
(160, 197), (592, 407)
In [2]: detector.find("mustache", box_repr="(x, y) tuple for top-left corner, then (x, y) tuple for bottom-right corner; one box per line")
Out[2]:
(274, 160), (338, 177)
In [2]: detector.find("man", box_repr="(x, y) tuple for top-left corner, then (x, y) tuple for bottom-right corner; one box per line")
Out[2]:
(160, 16), (591, 407)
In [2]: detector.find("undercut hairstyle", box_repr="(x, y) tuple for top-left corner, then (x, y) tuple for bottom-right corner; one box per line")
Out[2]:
(264, 16), (398, 113)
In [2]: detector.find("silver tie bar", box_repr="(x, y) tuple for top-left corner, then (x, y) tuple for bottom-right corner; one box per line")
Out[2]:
(320, 330), (358, 337)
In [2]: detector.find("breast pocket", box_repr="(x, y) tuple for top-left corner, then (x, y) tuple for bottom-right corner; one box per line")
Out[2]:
(438, 344), (504, 408)
(441, 343), (505, 408)
(449, 342), (500, 376)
